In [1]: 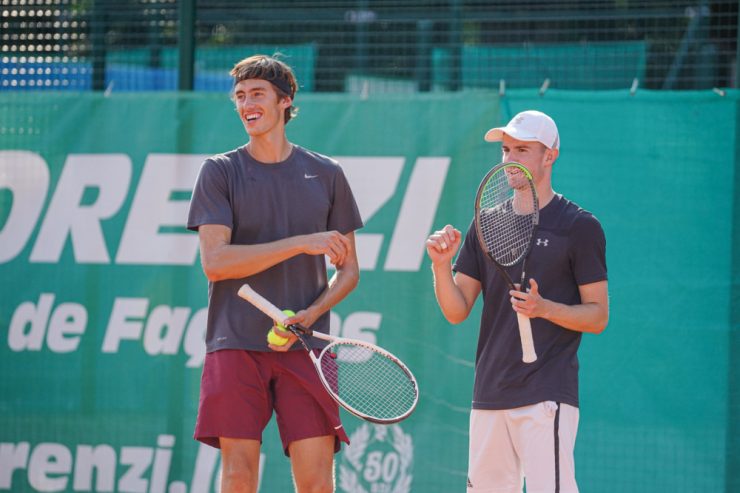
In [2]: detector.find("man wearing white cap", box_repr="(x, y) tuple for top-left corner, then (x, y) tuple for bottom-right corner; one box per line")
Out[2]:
(426, 110), (609, 493)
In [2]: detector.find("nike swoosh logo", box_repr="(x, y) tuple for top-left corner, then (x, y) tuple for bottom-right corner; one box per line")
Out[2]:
(304, 173), (319, 179)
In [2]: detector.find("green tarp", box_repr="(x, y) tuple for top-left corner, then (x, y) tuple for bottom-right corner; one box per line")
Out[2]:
(1, 89), (738, 492)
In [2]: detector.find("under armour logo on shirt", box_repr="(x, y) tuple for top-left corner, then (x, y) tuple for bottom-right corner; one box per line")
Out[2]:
(536, 238), (549, 247)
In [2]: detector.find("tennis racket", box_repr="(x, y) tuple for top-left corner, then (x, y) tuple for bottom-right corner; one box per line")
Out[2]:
(237, 283), (419, 424)
(474, 162), (539, 363)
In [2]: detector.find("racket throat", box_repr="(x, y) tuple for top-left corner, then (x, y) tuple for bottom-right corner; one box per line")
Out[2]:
(519, 272), (527, 292)
(287, 326), (314, 352)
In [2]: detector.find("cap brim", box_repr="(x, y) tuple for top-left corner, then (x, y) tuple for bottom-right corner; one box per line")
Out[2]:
(484, 125), (541, 143)
(483, 127), (504, 142)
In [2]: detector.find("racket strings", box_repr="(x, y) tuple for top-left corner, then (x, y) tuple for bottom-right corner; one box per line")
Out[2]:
(478, 169), (537, 266)
(318, 343), (417, 421)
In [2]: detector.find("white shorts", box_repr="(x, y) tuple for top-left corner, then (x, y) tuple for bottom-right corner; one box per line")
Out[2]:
(467, 401), (579, 493)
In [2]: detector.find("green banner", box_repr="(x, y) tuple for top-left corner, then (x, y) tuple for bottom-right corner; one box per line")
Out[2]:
(1, 89), (738, 492)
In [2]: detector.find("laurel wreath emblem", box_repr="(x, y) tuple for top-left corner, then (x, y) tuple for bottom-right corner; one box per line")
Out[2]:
(338, 423), (413, 493)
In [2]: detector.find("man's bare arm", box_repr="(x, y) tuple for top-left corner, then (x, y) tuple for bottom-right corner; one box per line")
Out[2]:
(197, 224), (351, 282)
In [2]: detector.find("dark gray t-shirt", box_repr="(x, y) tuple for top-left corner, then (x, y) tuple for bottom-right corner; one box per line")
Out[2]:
(453, 194), (607, 409)
(187, 144), (363, 352)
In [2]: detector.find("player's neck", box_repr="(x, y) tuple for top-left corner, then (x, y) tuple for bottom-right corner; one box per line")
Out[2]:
(246, 134), (293, 163)
(537, 187), (556, 209)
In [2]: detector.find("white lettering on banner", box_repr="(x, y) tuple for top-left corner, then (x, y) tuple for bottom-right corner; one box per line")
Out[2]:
(189, 444), (220, 493)
(384, 157), (450, 271)
(182, 309), (208, 367)
(143, 306), (192, 357)
(73, 445), (116, 492)
(0, 151), (49, 263)
(28, 443), (72, 492)
(330, 311), (382, 362)
(101, 297), (207, 367)
(7, 294), (206, 366)
(30, 154), (132, 264)
(0, 442), (30, 489)
(6, 294), (386, 368)
(8, 293), (87, 353)
(116, 154), (207, 265)
(0, 438), (267, 493)
(330, 311), (380, 344)
(101, 297), (149, 352)
(45, 302), (87, 353)
(118, 447), (153, 493)
(341, 313), (381, 363)
(338, 156), (450, 271)
(189, 444), (267, 493)
(0, 153), (450, 271)
(151, 435), (174, 493)
(336, 157), (404, 270)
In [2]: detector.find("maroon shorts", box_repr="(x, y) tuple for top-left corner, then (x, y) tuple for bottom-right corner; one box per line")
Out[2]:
(194, 349), (349, 456)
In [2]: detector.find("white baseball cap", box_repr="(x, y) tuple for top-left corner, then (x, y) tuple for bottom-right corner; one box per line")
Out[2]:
(484, 110), (560, 150)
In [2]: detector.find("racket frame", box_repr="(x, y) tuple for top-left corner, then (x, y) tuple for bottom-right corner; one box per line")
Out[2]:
(237, 283), (419, 424)
(474, 161), (540, 363)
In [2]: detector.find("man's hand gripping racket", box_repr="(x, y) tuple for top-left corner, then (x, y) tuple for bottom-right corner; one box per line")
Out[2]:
(237, 284), (419, 424)
(474, 162), (539, 363)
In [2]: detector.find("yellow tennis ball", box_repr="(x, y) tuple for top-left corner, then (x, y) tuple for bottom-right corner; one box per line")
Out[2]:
(276, 309), (295, 330)
(267, 329), (289, 346)
(267, 309), (295, 346)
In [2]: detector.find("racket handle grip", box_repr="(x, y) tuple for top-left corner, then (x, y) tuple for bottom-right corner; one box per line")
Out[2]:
(238, 284), (289, 326)
(516, 313), (538, 363)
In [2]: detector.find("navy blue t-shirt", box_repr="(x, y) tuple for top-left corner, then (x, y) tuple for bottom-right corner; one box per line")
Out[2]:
(453, 194), (607, 409)
(187, 144), (363, 352)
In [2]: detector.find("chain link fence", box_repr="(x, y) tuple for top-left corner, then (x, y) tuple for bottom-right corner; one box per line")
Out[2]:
(1, 0), (738, 93)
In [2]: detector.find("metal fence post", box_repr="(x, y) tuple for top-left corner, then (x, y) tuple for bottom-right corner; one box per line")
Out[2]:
(90, 0), (107, 91)
(178, 0), (196, 91)
(449, 0), (462, 91)
(416, 19), (433, 92)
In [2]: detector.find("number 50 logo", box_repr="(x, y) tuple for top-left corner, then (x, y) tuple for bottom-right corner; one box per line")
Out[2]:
(339, 424), (413, 493)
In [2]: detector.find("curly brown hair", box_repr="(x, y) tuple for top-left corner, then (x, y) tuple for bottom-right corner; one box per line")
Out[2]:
(230, 54), (299, 123)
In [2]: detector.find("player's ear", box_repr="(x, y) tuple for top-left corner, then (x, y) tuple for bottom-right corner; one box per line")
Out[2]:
(545, 148), (558, 163)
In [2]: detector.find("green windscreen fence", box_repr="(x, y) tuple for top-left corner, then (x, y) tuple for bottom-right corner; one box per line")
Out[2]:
(433, 41), (648, 90)
(105, 44), (317, 92)
(0, 89), (738, 492)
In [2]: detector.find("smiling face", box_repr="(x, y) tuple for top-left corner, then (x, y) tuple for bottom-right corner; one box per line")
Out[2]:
(233, 79), (292, 138)
(230, 55), (298, 125)
(501, 133), (557, 187)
